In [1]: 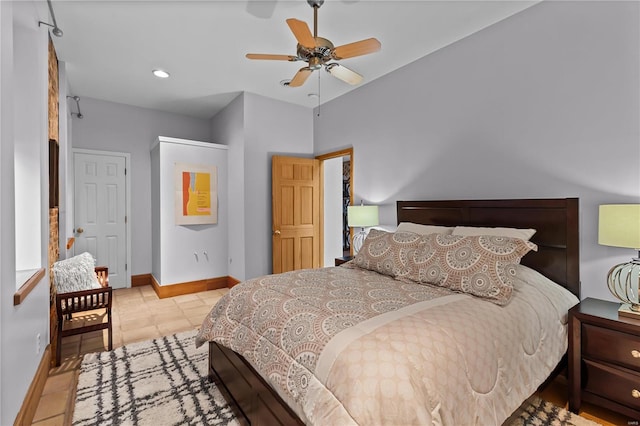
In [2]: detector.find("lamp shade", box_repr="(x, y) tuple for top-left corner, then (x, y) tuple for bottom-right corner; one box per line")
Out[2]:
(347, 205), (379, 228)
(598, 204), (640, 249)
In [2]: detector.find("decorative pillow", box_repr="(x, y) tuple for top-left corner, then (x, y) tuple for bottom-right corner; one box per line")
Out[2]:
(407, 234), (537, 305)
(353, 229), (425, 278)
(396, 222), (454, 235)
(452, 226), (536, 241)
(52, 252), (101, 294)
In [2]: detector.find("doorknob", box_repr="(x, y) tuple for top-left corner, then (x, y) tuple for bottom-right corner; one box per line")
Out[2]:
(273, 230), (281, 236)
(76, 227), (84, 234)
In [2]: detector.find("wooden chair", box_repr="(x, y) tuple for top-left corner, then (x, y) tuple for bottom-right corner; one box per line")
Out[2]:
(55, 266), (113, 366)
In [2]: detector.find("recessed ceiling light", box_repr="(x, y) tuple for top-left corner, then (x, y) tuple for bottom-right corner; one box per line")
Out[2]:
(307, 93), (318, 98)
(152, 69), (170, 79)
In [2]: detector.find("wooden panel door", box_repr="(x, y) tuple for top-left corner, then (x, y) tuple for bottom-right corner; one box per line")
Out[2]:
(272, 156), (321, 274)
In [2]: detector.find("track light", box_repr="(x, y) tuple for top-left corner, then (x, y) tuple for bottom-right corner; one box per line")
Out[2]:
(38, 0), (63, 37)
(67, 96), (83, 119)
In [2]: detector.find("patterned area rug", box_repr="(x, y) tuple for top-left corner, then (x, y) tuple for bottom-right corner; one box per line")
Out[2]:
(73, 331), (600, 426)
(507, 396), (601, 426)
(73, 331), (238, 426)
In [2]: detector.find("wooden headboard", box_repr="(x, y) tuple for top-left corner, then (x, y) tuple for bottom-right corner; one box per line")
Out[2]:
(396, 198), (580, 297)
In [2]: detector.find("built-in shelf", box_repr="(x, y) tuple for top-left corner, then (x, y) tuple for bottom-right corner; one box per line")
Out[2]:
(14, 268), (45, 305)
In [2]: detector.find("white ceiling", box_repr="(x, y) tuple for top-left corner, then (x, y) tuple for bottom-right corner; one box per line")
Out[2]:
(50, 1), (538, 119)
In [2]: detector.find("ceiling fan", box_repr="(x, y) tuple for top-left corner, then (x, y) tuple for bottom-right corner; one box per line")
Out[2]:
(246, 0), (381, 87)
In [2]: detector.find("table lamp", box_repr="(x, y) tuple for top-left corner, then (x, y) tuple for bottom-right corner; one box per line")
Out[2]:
(347, 204), (379, 254)
(598, 204), (640, 316)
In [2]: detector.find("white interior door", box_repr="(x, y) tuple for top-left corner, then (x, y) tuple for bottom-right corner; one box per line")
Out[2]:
(74, 151), (128, 288)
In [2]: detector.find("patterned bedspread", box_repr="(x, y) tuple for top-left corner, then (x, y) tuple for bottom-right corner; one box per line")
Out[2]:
(196, 263), (578, 425)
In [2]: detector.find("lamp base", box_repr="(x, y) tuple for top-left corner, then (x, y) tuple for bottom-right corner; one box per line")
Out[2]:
(607, 259), (640, 319)
(618, 303), (640, 320)
(352, 228), (367, 254)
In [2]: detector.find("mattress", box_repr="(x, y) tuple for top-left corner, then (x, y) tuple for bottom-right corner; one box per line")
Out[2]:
(196, 262), (578, 425)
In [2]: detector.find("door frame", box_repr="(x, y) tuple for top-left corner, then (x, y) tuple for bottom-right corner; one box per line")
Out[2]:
(72, 148), (132, 287)
(316, 148), (354, 258)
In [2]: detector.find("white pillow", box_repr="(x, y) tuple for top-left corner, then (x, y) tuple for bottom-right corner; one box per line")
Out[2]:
(53, 252), (102, 294)
(396, 222), (454, 235)
(452, 226), (536, 241)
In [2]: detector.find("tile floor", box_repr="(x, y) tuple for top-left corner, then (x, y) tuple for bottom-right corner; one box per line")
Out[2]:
(31, 285), (228, 426)
(31, 285), (626, 426)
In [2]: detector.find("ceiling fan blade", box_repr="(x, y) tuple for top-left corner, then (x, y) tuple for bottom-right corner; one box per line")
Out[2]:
(288, 67), (313, 87)
(326, 64), (363, 85)
(286, 18), (316, 49)
(246, 53), (297, 61)
(333, 38), (381, 60)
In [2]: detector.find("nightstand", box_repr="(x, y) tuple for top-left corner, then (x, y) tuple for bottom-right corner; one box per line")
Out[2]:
(335, 256), (353, 266)
(569, 297), (640, 420)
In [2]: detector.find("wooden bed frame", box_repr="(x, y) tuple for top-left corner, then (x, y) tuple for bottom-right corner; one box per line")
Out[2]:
(208, 198), (580, 425)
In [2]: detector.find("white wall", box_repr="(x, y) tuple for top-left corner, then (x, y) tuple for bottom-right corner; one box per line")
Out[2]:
(13, 10), (43, 270)
(0, 4), (12, 421)
(0, 1), (51, 423)
(313, 1), (640, 301)
(70, 97), (212, 277)
(150, 142), (161, 283)
(151, 137), (228, 285)
(323, 157), (343, 266)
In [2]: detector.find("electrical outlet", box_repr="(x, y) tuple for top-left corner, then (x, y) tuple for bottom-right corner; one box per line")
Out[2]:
(229, 257), (233, 264)
(36, 333), (41, 354)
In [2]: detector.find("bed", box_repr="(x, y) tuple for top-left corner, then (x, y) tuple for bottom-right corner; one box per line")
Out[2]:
(196, 198), (580, 425)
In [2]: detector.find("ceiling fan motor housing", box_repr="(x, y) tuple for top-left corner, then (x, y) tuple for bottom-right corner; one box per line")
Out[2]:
(297, 37), (334, 69)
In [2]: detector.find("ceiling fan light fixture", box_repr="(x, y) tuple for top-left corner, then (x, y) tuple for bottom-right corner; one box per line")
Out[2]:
(152, 69), (170, 79)
(308, 57), (322, 70)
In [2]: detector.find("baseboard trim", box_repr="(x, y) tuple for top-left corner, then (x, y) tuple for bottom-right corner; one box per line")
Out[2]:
(150, 275), (230, 299)
(131, 273), (152, 288)
(14, 345), (51, 426)
(227, 276), (241, 288)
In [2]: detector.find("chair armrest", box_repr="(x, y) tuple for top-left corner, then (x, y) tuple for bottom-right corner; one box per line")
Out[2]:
(56, 286), (113, 317)
(95, 266), (109, 287)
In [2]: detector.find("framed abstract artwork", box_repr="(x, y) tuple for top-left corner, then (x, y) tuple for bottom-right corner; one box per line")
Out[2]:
(174, 162), (217, 225)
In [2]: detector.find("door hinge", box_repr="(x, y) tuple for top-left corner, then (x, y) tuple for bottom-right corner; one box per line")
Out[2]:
(125, 215), (127, 224)
(125, 263), (128, 271)
(124, 168), (127, 175)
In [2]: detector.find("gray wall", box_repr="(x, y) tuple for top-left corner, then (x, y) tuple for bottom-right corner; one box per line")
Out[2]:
(313, 1), (640, 301)
(211, 92), (314, 281)
(243, 93), (314, 279)
(210, 94), (245, 280)
(71, 98), (212, 276)
(0, 1), (50, 423)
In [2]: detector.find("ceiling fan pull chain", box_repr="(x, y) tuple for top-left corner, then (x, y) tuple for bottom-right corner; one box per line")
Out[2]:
(317, 71), (321, 117)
